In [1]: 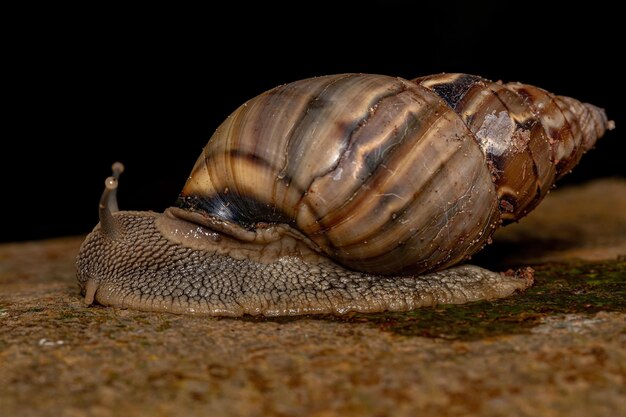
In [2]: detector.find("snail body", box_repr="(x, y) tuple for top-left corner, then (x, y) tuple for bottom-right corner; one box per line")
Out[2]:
(76, 73), (612, 316)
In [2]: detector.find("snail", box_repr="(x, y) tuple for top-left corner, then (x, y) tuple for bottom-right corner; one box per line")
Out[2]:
(76, 73), (613, 316)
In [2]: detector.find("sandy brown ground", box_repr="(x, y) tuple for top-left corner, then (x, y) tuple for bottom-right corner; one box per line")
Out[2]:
(1, 179), (625, 417)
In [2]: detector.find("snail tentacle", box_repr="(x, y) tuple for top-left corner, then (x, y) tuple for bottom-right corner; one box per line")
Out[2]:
(107, 161), (125, 213)
(98, 166), (124, 240)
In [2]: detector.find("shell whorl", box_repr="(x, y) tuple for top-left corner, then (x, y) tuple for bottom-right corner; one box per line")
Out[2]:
(416, 73), (611, 220)
(178, 73), (611, 275)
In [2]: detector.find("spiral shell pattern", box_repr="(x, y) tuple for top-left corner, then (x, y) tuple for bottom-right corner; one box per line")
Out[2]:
(178, 74), (610, 275)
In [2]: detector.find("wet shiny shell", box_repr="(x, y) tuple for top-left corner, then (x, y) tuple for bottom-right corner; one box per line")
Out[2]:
(177, 73), (609, 275)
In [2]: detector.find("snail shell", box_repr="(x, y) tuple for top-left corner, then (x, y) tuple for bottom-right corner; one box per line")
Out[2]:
(76, 73), (612, 316)
(177, 73), (610, 275)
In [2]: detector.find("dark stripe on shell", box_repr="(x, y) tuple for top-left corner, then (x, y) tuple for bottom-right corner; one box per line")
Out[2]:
(425, 74), (484, 110)
(274, 74), (356, 192)
(176, 194), (291, 230)
(302, 84), (416, 225)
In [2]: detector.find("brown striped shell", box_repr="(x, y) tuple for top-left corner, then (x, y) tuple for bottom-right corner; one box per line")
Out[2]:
(177, 73), (611, 275)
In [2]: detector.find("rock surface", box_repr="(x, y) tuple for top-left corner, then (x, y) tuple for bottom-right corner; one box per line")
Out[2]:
(1, 179), (625, 417)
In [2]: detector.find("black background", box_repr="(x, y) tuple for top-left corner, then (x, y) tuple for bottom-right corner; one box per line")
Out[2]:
(3, 1), (623, 243)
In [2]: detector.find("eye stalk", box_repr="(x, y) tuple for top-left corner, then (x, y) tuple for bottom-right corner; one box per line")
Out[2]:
(98, 162), (125, 240)
(108, 161), (125, 212)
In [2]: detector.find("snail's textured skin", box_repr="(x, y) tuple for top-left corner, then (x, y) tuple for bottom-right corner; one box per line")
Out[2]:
(76, 73), (612, 316)
(76, 212), (532, 316)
